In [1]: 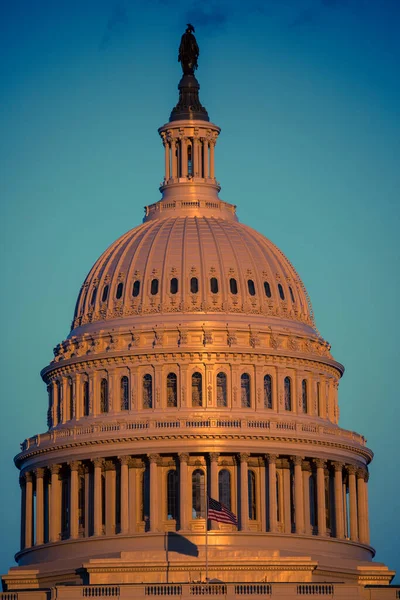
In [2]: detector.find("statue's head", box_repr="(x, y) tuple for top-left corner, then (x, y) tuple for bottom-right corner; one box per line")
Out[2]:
(186, 23), (195, 34)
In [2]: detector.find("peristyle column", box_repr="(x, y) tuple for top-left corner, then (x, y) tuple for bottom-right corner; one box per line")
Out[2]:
(348, 465), (358, 541)
(49, 464), (61, 543)
(209, 452), (219, 529)
(239, 453), (249, 531)
(119, 456), (130, 535)
(334, 462), (345, 539)
(24, 472), (33, 549)
(92, 458), (104, 536)
(149, 454), (160, 532)
(357, 468), (368, 544)
(69, 461), (80, 539)
(315, 459), (327, 536)
(178, 453), (189, 531)
(266, 454), (278, 533)
(35, 468), (45, 546)
(293, 456), (305, 534)
(302, 462), (312, 535)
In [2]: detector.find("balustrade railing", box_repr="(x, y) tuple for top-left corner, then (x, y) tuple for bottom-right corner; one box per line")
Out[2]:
(297, 584), (334, 595)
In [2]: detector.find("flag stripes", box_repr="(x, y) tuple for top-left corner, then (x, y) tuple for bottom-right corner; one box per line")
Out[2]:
(207, 496), (238, 526)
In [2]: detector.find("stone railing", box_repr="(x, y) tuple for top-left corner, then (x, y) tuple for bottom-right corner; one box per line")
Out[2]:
(12, 582), (399, 599)
(19, 415), (367, 455)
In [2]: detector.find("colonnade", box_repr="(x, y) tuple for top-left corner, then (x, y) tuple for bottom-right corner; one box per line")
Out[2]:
(162, 135), (216, 182)
(19, 454), (370, 552)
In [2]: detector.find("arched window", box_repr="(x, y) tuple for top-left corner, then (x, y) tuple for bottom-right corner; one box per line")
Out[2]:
(229, 278), (238, 295)
(192, 469), (206, 519)
(83, 379), (90, 416)
(167, 470), (178, 520)
(121, 376), (129, 411)
(216, 372), (227, 407)
(132, 280), (140, 297)
(210, 277), (219, 294)
(116, 282), (124, 300)
(187, 144), (193, 176)
(248, 471), (257, 520)
(56, 380), (62, 424)
(167, 372), (178, 407)
(241, 373), (251, 408)
(100, 378), (108, 413)
(278, 283), (285, 301)
(289, 286), (295, 303)
(247, 279), (256, 296)
(218, 469), (231, 510)
(284, 376), (292, 411)
(101, 284), (109, 302)
(143, 374), (153, 409)
(90, 288), (97, 306)
(302, 379), (308, 414)
(170, 278), (178, 294)
(151, 279), (159, 295)
(190, 277), (199, 294)
(264, 281), (272, 298)
(264, 374), (272, 409)
(192, 372), (202, 407)
(68, 378), (74, 420)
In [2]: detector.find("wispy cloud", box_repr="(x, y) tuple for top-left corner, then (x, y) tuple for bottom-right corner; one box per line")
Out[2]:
(99, 3), (129, 50)
(184, 0), (230, 34)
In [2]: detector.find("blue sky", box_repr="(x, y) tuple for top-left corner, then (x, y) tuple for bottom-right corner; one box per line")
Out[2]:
(1, 0), (399, 581)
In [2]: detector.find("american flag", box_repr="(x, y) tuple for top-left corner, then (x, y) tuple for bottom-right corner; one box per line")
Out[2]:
(207, 497), (238, 526)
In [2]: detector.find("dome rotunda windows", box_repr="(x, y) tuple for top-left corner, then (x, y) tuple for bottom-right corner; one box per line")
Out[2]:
(132, 280), (140, 297)
(192, 469), (206, 519)
(278, 283), (285, 301)
(216, 372), (227, 407)
(247, 279), (256, 296)
(229, 278), (238, 295)
(116, 282), (124, 300)
(167, 373), (178, 407)
(284, 376), (292, 411)
(210, 277), (219, 294)
(302, 379), (308, 414)
(167, 470), (178, 520)
(151, 279), (159, 295)
(264, 281), (272, 298)
(120, 376), (129, 411)
(170, 277), (178, 295)
(143, 374), (153, 409)
(264, 374), (272, 409)
(192, 372), (202, 407)
(190, 277), (199, 294)
(241, 373), (251, 408)
(101, 285), (109, 302)
(100, 378), (108, 413)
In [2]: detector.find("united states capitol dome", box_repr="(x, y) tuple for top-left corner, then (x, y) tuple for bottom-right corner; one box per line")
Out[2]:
(71, 202), (315, 337)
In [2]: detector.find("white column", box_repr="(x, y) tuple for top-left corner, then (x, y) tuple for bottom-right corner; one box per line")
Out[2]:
(202, 138), (209, 178)
(282, 460), (291, 534)
(302, 463), (312, 535)
(92, 458), (104, 536)
(105, 461), (116, 536)
(348, 465), (358, 541)
(209, 453), (219, 529)
(193, 137), (200, 177)
(179, 453), (189, 531)
(209, 140), (215, 179)
(119, 456), (129, 535)
(239, 453), (249, 531)
(19, 475), (26, 550)
(49, 464), (61, 543)
(293, 456), (305, 534)
(334, 462), (344, 539)
(149, 454), (160, 533)
(266, 454), (278, 533)
(315, 459), (327, 536)
(35, 468), (45, 546)
(357, 468), (368, 544)
(69, 461), (79, 539)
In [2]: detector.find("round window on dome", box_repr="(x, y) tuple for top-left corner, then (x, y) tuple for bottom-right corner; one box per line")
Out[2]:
(264, 281), (272, 298)
(132, 280), (140, 297)
(210, 277), (219, 294)
(229, 278), (238, 295)
(170, 278), (178, 295)
(247, 279), (256, 296)
(278, 283), (285, 301)
(101, 284), (109, 302)
(116, 282), (124, 299)
(151, 279), (159, 295)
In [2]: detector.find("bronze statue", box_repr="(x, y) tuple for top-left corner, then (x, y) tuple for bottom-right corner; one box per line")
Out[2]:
(178, 24), (199, 75)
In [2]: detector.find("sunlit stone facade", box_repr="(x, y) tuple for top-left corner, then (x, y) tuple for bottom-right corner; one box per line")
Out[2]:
(2, 30), (396, 600)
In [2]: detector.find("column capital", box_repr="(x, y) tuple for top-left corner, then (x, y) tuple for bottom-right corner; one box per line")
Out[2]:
(347, 464), (357, 476)
(239, 452), (250, 463)
(49, 463), (61, 475)
(104, 460), (115, 472)
(92, 457), (105, 469)
(178, 452), (190, 463)
(314, 458), (326, 469)
(209, 452), (220, 463)
(24, 471), (33, 483)
(302, 461), (312, 473)
(118, 455), (131, 466)
(68, 461), (80, 472)
(357, 467), (368, 480)
(128, 457), (143, 468)
(34, 467), (45, 479)
(291, 455), (304, 467)
(148, 453), (161, 465)
(333, 461), (344, 472)
(266, 453), (278, 464)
